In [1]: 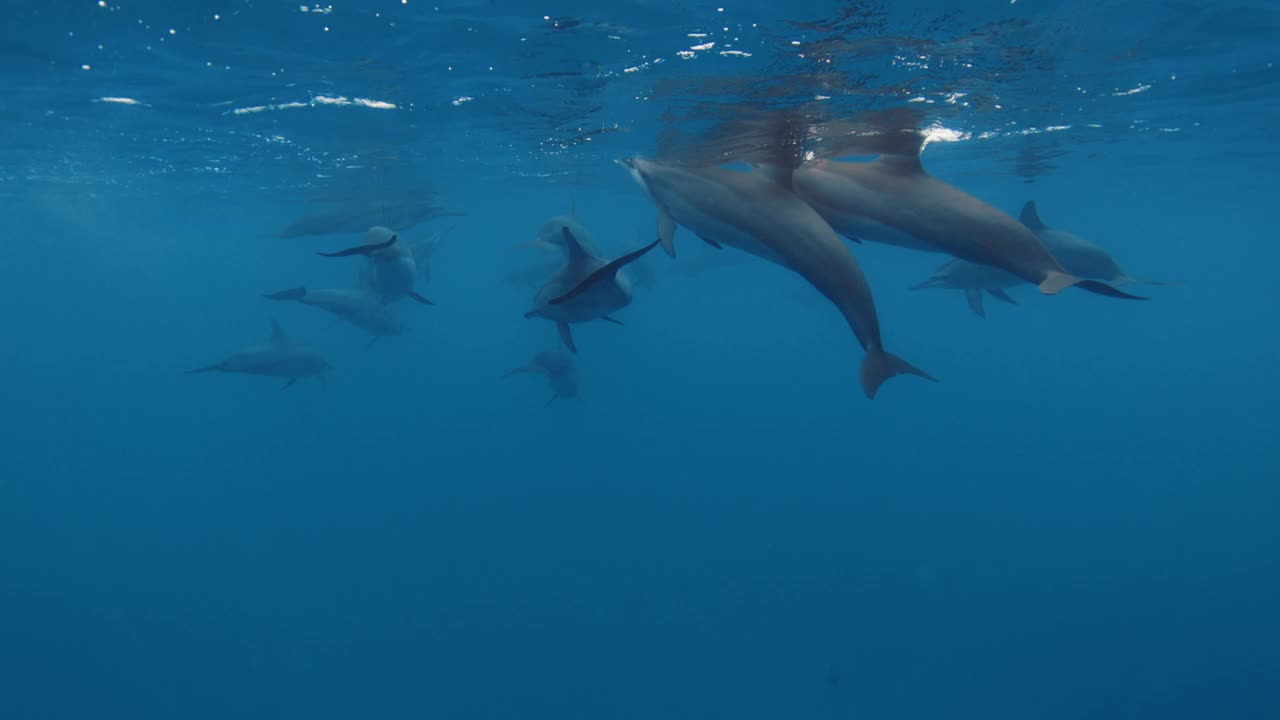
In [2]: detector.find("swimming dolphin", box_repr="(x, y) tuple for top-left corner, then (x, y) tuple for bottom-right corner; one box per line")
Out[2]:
(909, 259), (1021, 318)
(317, 226), (435, 305)
(502, 350), (579, 407)
(790, 113), (1146, 301)
(621, 157), (933, 398)
(523, 216), (660, 354)
(263, 286), (407, 341)
(1020, 201), (1164, 286)
(186, 320), (330, 391)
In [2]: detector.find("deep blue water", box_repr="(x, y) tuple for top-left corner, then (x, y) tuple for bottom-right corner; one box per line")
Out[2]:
(2, 1), (1278, 718)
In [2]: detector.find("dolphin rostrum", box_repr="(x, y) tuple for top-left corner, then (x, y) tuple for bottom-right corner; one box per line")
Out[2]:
(622, 157), (933, 398)
(317, 226), (435, 305)
(263, 286), (407, 342)
(502, 350), (579, 407)
(790, 111), (1146, 301)
(523, 216), (660, 354)
(186, 320), (330, 391)
(1020, 201), (1165, 287)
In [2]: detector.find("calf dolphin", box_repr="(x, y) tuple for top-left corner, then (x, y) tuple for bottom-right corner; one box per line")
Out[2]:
(523, 216), (660, 354)
(909, 259), (1021, 318)
(790, 114), (1145, 301)
(317, 226), (435, 305)
(264, 286), (407, 341)
(187, 320), (330, 391)
(502, 350), (579, 407)
(622, 157), (933, 398)
(1020, 201), (1164, 286)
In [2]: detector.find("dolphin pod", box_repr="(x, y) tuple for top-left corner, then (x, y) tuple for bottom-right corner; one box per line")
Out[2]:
(621, 157), (935, 399)
(187, 320), (330, 391)
(191, 106), (1159, 400)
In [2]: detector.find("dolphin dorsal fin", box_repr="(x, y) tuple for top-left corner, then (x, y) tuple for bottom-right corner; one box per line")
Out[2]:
(270, 319), (287, 341)
(1020, 201), (1046, 231)
(561, 226), (591, 263)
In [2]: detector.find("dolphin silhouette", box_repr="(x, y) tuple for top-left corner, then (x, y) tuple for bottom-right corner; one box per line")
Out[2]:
(263, 286), (407, 340)
(621, 157), (933, 399)
(909, 259), (1021, 318)
(187, 320), (330, 391)
(502, 350), (579, 407)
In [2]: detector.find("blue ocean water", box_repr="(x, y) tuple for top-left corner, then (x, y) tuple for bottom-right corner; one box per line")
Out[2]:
(2, 1), (1278, 717)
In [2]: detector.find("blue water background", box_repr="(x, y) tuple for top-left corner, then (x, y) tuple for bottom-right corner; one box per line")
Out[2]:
(2, 1), (1278, 718)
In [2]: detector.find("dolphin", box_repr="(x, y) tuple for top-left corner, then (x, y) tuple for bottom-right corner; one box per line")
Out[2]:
(621, 157), (933, 398)
(523, 216), (660, 354)
(263, 286), (407, 341)
(502, 350), (580, 407)
(186, 320), (330, 391)
(1020, 201), (1165, 286)
(909, 259), (1021, 318)
(790, 119), (1146, 301)
(317, 226), (435, 305)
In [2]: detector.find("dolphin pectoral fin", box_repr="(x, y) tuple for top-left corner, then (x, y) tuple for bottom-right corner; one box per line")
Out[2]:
(279, 378), (299, 392)
(185, 363), (223, 374)
(964, 289), (986, 318)
(408, 291), (435, 306)
(908, 278), (938, 291)
(270, 320), (287, 341)
(697, 234), (723, 250)
(366, 335), (382, 349)
(557, 323), (577, 354)
(264, 286), (307, 301)
(544, 393), (560, 408)
(657, 206), (677, 257)
(1115, 276), (1175, 287)
(316, 235), (398, 258)
(501, 366), (537, 380)
(1040, 272), (1147, 299)
(548, 239), (662, 306)
(600, 316), (624, 325)
(987, 288), (1017, 304)
(860, 347), (936, 400)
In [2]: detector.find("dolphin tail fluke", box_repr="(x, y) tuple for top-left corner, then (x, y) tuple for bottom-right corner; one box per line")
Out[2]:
(1039, 271), (1147, 300)
(860, 348), (936, 400)
(557, 322), (577, 354)
(185, 363), (223, 374)
(964, 289), (986, 318)
(316, 235), (397, 258)
(264, 286), (307, 301)
(548, 239), (662, 306)
(408, 291), (435, 306)
(987, 288), (1017, 305)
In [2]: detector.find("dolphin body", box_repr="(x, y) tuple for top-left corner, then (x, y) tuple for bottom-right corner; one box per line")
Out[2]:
(502, 350), (580, 407)
(263, 286), (407, 341)
(621, 157), (933, 399)
(317, 226), (435, 306)
(910, 259), (1021, 318)
(790, 120), (1146, 301)
(187, 321), (330, 390)
(523, 216), (660, 354)
(1021, 201), (1164, 287)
